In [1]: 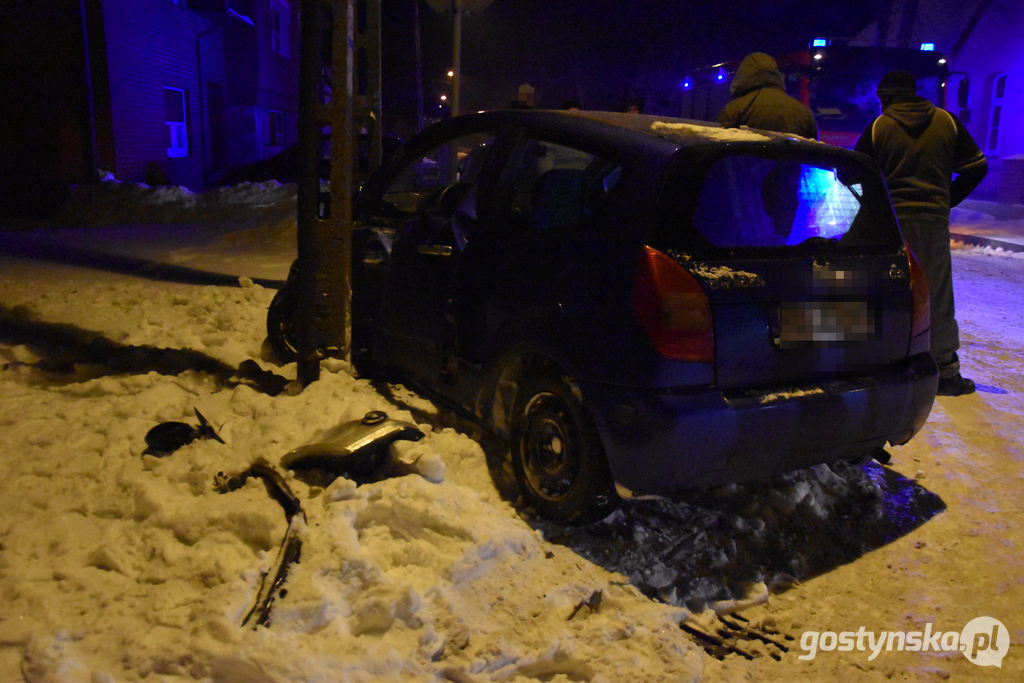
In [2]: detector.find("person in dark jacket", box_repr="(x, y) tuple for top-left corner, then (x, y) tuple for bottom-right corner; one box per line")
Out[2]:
(717, 52), (818, 139)
(854, 70), (988, 396)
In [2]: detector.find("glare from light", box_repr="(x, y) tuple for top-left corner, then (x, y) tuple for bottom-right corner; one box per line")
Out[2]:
(447, 70), (454, 77)
(716, 68), (726, 82)
(920, 42), (935, 51)
(811, 38), (829, 47)
(938, 57), (947, 65)
(682, 77), (693, 90)
(440, 94), (447, 101)
(813, 53), (824, 61)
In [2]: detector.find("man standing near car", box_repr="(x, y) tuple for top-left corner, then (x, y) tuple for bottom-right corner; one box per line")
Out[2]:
(854, 70), (988, 396)
(717, 52), (819, 140)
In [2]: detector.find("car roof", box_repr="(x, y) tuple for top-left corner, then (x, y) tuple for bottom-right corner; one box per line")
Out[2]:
(437, 108), (827, 155)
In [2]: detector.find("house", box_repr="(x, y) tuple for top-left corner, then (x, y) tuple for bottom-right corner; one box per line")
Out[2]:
(1, 0), (300, 219)
(850, 0), (1024, 205)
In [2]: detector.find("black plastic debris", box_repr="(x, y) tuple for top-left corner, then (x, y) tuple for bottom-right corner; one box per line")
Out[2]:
(280, 410), (426, 486)
(143, 408), (225, 457)
(214, 459), (304, 629)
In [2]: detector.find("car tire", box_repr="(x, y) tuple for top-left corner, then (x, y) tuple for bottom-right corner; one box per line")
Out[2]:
(266, 284), (298, 364)
(510, 373), (619, 525)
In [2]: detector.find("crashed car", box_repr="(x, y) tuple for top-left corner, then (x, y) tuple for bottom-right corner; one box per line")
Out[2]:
(275, 109), (938, 524)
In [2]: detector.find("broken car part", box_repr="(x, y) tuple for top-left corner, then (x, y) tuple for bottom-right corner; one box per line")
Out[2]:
(212, 412), (424, 627)
(214, 460), (305, 628)
(280, 410), (426, 485)
(144, 408), (225, 456)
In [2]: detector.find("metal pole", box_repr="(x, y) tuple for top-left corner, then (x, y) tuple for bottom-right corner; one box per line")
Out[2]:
(451, 0), (461, 118)
(79, 0), (98, 182)
(414, 0), (424, 131)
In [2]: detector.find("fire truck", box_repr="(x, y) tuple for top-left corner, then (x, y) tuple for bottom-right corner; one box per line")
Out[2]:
(680, 40), (952, 148)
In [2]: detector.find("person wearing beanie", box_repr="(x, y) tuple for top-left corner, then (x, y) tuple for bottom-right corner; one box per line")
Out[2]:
(854, 70), (988, 396)
(717, 52), (819, 139)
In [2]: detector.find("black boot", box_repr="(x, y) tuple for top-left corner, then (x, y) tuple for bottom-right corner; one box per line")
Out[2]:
(937, 374), (976, 396)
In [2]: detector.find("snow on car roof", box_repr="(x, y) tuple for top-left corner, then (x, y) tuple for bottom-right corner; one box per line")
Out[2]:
(650, 120), (773, 143)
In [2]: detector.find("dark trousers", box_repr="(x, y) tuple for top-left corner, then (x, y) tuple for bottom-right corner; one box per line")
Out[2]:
(900, 216), (960, 378)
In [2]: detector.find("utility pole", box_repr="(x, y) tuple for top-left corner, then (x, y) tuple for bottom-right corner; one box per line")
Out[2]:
(295, 0), (380, 387)
(424, 0), (495, 118)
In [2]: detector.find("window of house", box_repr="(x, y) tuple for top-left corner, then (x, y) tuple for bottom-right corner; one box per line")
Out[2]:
(269, 110), (284, 146)
(987, 74), (1007, 155)
(164, 87), (188, 158)
(271, 0), (291, 58)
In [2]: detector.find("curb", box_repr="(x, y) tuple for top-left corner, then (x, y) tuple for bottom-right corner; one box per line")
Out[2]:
(950, 232), (1024, 254)
(0, 238), (286, 289)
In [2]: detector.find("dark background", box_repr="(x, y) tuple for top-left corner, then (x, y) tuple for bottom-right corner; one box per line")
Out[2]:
(381, 0), (881, 134)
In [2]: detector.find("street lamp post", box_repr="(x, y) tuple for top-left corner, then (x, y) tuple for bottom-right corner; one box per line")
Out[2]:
(423, 0), (495, 118)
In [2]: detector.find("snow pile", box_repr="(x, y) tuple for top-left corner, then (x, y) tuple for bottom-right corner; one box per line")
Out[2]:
(57, 177), (298, 231)
(0, 273), (704, 682)
(3, 180), (1021, 680)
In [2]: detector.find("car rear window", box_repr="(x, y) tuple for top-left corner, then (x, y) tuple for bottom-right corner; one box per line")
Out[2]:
(657, 150), (901, 254)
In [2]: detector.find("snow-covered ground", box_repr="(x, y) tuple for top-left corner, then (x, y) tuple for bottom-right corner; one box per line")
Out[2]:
(1, 178), (1022, 681)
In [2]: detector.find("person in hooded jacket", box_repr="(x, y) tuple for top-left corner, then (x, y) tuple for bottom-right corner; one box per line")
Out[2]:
(717, 52), (818, 139)
(854, 70), (988, 396)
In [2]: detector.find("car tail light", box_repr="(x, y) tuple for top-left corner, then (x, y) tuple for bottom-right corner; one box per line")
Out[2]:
(906, 242), (930, 339)
(632, 246), (714, 362)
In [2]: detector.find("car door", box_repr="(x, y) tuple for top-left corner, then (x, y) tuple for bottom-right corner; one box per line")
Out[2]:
(371, 128), (501, 384)
(453, 134), (626, 380)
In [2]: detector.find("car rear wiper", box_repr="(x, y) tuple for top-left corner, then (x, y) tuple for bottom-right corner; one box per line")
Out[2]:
(798, 236), (841, 249)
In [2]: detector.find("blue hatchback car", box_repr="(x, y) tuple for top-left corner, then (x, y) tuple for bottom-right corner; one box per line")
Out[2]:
(288, 109), (938, 524)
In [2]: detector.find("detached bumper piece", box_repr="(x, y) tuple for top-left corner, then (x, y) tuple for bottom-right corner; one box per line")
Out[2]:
(214, 461), (305, 629)
(213, 411), (425, 628)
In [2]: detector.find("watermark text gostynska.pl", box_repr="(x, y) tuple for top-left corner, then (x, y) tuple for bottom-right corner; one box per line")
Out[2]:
(799, 617), (1009, 668)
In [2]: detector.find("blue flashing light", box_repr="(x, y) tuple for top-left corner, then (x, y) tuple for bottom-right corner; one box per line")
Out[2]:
(682, 77), (693, 90)
(811, 38), (829, 48)
(716, 68), (726, 82)
(920, 42), (935, 51)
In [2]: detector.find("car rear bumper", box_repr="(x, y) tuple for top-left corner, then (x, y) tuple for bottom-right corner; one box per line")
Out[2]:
(580, 352), (938, 497)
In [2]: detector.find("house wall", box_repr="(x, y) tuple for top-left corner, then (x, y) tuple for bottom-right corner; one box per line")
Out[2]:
(0, 0), (96, 218)
(850, 0), (1024, 205)
(256, 0), (300, 158)
(950, 1), (1024, 204)
(100, 0), (215, 188)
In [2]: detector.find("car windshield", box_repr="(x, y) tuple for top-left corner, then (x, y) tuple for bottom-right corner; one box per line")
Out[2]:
(658, 151), (900, 254)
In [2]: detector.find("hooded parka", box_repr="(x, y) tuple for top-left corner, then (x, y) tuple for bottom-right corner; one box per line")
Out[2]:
(717, 53), (819, 140)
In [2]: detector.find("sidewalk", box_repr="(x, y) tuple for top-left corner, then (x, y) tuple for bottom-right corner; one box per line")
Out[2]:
(949, 199), (1024, 253)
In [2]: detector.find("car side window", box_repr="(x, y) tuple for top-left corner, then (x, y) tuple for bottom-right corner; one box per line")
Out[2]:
(383, 132), (496, 214)
(500, 139), (621, 232)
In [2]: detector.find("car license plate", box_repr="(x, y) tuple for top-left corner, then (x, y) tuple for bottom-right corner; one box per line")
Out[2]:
(777, 301), (874, 347)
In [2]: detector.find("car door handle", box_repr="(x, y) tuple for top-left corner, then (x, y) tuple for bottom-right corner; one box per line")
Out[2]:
(417, 245), (453, 257)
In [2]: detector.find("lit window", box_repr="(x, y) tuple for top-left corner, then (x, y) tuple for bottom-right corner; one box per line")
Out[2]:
(269, 110), (284, 146)
(988, 74), (1007, 154)
(164, 87), (188, 158)
(271, 0), (290, 58)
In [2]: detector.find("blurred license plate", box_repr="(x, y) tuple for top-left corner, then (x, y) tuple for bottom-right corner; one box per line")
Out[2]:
(778, 301), (874, 346)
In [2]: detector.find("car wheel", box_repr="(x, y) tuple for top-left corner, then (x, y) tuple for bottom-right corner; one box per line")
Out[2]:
(510, 373), (619, 525)
(266, 285), (298, 364)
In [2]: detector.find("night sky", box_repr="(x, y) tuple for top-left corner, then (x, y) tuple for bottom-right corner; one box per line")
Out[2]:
(381, 0), (880, 133)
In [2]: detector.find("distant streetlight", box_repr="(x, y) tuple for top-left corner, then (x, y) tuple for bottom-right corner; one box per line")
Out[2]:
(440, 94), (447, 101)
(424, 0), (496, 117)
